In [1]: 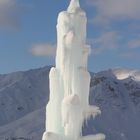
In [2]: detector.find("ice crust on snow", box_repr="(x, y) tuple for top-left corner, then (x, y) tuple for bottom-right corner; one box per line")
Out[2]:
(42, 0), (105, 140)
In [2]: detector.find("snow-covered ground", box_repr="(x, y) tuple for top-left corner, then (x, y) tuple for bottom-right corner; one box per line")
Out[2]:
(0, 66), (140, 140)
(113, 68), (140, 81)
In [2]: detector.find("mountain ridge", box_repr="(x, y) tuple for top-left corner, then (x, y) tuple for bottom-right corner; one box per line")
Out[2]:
(0, 66), (140, 140)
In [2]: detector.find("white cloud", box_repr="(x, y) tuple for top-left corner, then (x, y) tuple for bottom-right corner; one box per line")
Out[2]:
(89, 31), (121, 55)
(128, 38), (140, 49)
(0, 0), (19, 29)
(30, 43), (56, 57)
(87, 0), (140, 25)
(120, 52), (140, 59)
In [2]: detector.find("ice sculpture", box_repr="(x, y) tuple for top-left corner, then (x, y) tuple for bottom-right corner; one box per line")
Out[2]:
(42, 0), (105, 140)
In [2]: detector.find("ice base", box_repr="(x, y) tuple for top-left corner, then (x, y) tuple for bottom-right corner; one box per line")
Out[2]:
(42, 132), (105, 140)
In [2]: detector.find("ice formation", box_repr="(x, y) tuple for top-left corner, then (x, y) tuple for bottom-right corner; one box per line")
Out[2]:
(42, 0), (105, 140)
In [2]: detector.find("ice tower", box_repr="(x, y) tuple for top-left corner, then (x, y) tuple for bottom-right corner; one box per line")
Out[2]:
(42, 0), (105, 140)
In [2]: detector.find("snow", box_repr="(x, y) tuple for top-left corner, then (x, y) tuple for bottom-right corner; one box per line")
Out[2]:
(0, 67), (50, 126)
(79, 134), (105, 140)
(0, 108), (45, 140)
(113, 68), (140, 81)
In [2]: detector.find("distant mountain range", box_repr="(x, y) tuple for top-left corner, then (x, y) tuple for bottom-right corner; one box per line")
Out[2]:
(0, 66), (140, 140)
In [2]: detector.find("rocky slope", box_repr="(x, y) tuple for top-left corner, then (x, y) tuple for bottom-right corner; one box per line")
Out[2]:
(0, 66), (140, 140)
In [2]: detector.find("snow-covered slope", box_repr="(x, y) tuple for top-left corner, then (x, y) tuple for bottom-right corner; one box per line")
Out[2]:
(113, 68), (140, 81)
(0, 108), (45, 140)
(0, 67), (140, 140)
(0, 66), (51, 126)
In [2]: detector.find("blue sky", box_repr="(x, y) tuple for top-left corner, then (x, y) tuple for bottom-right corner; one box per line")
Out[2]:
(0, 0), (140, 74)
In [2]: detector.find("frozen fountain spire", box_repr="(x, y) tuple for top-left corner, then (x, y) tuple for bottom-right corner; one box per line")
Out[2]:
(67, 0), (80, 13)
(42, 0), (105, 140)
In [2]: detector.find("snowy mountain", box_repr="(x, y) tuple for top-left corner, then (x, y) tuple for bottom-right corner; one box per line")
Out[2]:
(0, 66), (140, 140)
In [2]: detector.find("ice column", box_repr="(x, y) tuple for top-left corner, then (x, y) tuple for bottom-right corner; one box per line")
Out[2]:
(42, 0), (105, 140)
